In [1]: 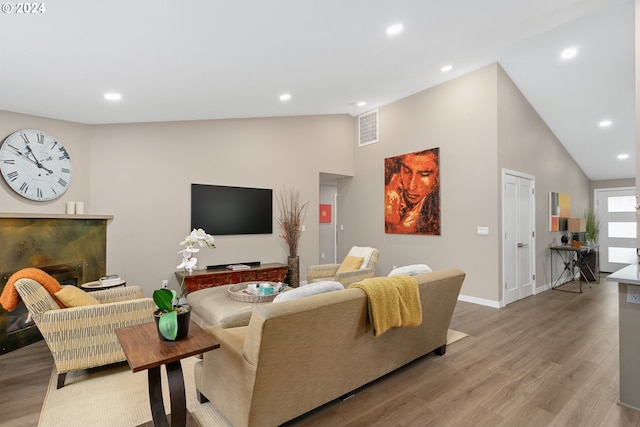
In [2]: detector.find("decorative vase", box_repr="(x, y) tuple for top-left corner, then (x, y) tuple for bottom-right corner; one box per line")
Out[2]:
(287, 256), (300, 288)
(153, 305), (191, 341)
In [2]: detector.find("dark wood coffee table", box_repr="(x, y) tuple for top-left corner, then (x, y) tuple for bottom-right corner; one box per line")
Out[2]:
(115, 321), (220, 427)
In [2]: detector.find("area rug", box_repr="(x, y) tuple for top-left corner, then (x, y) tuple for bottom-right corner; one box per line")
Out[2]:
(39, 329), (468, 426)
(38, 357), (232, 427)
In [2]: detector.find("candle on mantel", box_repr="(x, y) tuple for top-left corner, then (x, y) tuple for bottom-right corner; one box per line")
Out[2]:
(65, 202), (75, 214)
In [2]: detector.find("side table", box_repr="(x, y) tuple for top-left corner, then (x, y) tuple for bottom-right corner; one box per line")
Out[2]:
(115, 321), (220, 427)
(81, 279), (126, 291)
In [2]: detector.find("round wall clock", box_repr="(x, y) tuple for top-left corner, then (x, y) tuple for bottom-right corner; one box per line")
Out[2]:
(0, 129), (73, 201)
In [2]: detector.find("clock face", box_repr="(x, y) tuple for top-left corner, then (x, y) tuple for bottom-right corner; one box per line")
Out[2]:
(0, 129), (73, 201)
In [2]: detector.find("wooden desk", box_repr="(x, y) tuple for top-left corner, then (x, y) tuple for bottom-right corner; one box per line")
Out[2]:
(176, 263), (289, 293)
(115, 321), (219, 427)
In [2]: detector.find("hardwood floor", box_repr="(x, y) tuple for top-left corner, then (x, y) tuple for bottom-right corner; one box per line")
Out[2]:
(3, 276), (640, 426)
(0, 339), (52, 427)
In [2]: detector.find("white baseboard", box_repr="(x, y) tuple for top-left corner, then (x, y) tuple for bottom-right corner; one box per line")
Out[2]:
(458, 283), (552, 309)
(536, 283), (551, 293)
(457, 294), (501, 308)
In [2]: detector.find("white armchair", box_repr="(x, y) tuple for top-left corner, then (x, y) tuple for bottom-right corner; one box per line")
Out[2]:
(306, 246), (379, 286)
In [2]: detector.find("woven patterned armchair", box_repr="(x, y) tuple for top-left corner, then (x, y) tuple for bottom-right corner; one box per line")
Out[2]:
(306, 247), (379, 286)
(14, 279), (156, 389)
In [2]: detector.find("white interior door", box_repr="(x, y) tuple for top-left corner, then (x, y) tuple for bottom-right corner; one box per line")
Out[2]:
(503, 170), (535, 306)
(596, 187), (637, 273)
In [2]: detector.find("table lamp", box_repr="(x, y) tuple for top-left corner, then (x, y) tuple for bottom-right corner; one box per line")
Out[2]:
(567, 218), (586, 246)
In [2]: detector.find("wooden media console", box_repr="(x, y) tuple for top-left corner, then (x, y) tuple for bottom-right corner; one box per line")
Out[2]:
(175, 262), (289, 293)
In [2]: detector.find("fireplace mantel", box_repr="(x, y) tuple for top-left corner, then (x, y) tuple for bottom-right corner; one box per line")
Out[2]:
(0, 213), (113, 220)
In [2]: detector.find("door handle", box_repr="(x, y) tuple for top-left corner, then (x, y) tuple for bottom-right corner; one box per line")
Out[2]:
(517, 243), (528, 248)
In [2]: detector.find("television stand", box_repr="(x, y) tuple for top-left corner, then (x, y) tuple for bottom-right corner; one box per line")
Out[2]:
(206, 261), (261, 270)
(176, 262), (290, 293)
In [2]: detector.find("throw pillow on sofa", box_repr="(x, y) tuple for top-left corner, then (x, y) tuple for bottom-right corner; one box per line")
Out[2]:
(273, 281), (344, 303)
(388, 264), (432, 277)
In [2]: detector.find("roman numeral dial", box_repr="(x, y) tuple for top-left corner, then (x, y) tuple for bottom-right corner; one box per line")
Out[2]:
(0, 129), (73, 201)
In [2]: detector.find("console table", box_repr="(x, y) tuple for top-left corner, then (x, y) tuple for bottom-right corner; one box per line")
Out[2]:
(549, 245), (599, 293)
(176, 263), (289, 293)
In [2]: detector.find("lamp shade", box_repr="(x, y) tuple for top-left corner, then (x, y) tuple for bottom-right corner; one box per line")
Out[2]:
(567, 218), (586, 232)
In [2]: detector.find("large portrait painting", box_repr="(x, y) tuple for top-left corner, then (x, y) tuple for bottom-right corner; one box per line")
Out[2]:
(385, 147), (440, 235)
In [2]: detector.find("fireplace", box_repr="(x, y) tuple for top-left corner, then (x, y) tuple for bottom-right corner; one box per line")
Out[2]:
(0, 215), (111, 354)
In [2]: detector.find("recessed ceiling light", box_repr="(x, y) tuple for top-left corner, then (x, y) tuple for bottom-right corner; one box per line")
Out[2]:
(356, 101), (367, 107)
(441, 65), (453, 73)
(561, 47), (577, 60)
(618, 154), (629, 160)
(386, 23), (403, 35)
(279, 93), (291, 101)
(104, 92), (122, 101)
(599, 120), (612, 127)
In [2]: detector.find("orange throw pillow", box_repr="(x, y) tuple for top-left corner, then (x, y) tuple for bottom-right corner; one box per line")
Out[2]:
(0, 268), (64, 311)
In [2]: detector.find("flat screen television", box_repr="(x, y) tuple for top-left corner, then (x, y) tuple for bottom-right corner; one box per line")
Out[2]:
(191, 184), (273, 236)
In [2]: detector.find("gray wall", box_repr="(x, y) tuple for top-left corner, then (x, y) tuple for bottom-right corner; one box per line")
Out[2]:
(318, 183), (337, 264)
(0, 62), (601, 305)
(0, 112), (355, 295)
(496, 65), (592, 294)
(337, 64), (591, 305)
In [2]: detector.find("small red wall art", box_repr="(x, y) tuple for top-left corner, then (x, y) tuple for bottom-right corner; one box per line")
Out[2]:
(319, 204), (332, 223)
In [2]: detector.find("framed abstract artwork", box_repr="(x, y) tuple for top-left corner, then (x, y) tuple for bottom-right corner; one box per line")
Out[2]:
(549, 192), (570, 231)
(384, 147), (440, 235)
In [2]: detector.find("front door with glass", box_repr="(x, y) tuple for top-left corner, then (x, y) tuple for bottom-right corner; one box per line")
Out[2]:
(596, 187), (637, 273)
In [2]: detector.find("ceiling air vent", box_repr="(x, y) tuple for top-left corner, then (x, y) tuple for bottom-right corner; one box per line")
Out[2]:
(358, 109), (378, 147)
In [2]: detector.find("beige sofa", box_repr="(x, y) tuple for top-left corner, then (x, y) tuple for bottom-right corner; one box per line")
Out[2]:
(194, 268), (465, 427)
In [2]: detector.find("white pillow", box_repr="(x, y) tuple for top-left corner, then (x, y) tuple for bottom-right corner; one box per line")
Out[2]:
(347, 246), (375, 270)
(388, 264), (432, 277)
(273, 281), (344, 303)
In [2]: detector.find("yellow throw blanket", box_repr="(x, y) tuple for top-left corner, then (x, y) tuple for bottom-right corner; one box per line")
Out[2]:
(348, 275), (422, 336)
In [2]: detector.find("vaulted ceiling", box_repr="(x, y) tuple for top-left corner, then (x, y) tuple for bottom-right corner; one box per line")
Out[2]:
(0, 0), (634, 181)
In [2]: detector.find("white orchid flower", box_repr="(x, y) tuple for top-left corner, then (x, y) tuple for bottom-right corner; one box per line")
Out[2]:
(176, 228), (216, 275)
(177, 256), (198, 270)
(192, 228), (216, 248)
(178, 247), (200, 255)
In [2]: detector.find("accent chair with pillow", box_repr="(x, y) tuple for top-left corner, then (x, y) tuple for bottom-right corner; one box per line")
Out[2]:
(306, 246), (379, 286)
(11, 275), (155, 388)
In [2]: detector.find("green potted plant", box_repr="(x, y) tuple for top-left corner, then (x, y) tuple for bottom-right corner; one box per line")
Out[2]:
(583, 209), (600, 246)
(153, 228), (215, 341)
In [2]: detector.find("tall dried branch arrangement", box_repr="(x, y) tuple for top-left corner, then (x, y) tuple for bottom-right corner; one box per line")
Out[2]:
(276, 188), (309, 257)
